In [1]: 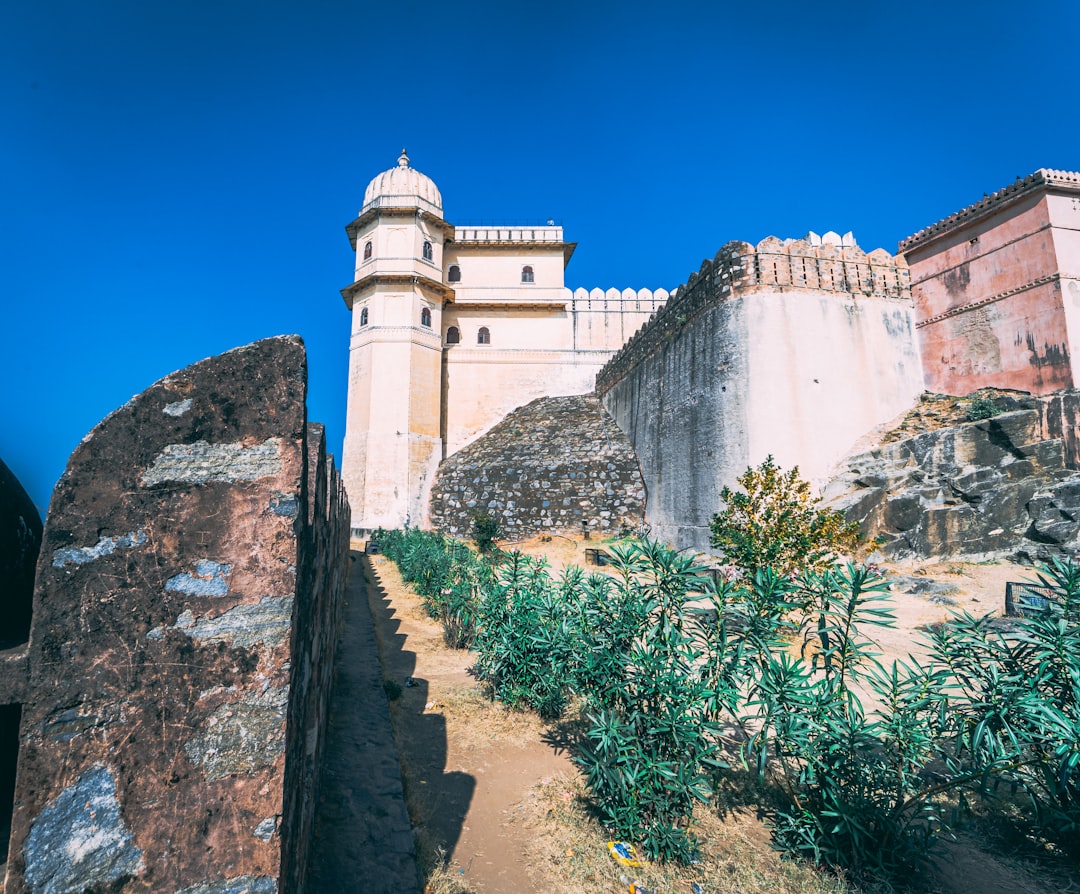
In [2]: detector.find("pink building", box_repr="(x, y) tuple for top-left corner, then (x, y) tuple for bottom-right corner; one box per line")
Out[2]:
(901, 169), (1080, 395)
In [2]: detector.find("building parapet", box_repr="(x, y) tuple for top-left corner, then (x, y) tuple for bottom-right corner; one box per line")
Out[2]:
(454, 225), (564, 243)
(359, 194), (443, 217)
(595, 237), (911, 395)
(566, 287), (671, 310)
(899, 168), (1080, 253)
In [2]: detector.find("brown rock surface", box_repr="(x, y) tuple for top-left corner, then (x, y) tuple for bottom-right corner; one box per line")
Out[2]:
(3, 337), (350, 894)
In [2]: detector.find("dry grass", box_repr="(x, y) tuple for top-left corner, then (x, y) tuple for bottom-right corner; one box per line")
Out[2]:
(418, 845), (474, 894)
(507, 772), (857, 894)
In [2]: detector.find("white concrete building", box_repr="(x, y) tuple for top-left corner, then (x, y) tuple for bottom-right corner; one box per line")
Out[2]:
(341, 151), (667, 532)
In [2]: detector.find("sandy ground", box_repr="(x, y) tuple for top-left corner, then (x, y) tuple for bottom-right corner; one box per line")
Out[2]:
(364, 554), (573, 893)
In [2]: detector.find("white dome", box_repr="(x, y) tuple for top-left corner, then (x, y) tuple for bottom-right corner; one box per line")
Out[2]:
(361, 150), (442, 215)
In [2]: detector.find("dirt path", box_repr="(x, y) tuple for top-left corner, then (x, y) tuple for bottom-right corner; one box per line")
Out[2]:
(307, 553), (419, 894)
(364, 554), (574, 893)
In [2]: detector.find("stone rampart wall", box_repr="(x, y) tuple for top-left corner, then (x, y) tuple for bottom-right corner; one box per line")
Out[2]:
(429, 394), (645, 540)
(280, 423), (350, 894)
(596, 238), (922, 549)
(3, 337), (350, 894)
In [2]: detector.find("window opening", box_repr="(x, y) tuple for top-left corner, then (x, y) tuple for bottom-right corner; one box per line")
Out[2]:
(423, 240), (433, 261)
(421, 308), (432, 327)
(446, 326), (460, 344)
(360, 307), (369, 326)
(521, 265), (534, 283)
(363, 241), (373, 261)
(477, 326), (491, 345)
(448, 264), (461, 283)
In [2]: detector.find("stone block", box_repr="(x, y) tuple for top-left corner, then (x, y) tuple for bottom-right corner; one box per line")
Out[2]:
(3, 337), (350, 894)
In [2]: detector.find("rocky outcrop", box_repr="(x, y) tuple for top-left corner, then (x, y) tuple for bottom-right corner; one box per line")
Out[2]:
(3, 337), (350, 894)
(824, 400), (1080, 560)
(429, 394), (645, 540)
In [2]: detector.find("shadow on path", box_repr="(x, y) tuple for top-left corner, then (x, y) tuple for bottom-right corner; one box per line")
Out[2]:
(306, 552), (422, 893)
(362, 554), (475, 862)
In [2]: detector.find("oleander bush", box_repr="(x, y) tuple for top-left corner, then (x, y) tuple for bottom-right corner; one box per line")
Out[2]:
(377, 525), (1080, 880)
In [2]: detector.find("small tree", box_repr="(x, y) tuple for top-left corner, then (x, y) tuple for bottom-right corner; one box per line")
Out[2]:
(709, 456), (859, 577)
(471, 511), (501, 554)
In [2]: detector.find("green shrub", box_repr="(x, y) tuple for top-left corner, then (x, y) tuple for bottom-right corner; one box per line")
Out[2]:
(380, 524), (1080, 878)
(471, 552), (574, 718)
(745, 565), (953, 878)
(471, 511), (501, 554)
(966, 395), (1000, 420)
(376, 527), (488, 649)
(573, 541), (727, 863)
(709, 456), (859, 578)
(929, 557), (1080, 851)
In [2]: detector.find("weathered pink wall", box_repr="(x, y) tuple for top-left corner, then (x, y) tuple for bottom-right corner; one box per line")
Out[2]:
(902, 171), (1079, 395)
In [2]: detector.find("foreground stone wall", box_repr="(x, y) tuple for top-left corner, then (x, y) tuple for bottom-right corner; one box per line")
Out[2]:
(596, 238), (923, 548)
(824, 394), (1080, 560)
(0, 458), (41, 649)
(3, 337), (350, 894)
(429, 394), (645, 540)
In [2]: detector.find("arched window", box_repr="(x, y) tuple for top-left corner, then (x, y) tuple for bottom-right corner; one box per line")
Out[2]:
(445, 326), (460, 344)
(447, 264), (461, 283)
(421, 307), (432, 327)
(363, 241), (373, 261)
(521, 265), (534, 283)
(360, 306), (369, 326)
(422, 240), (433, 261)
(477, 326), (491, 345)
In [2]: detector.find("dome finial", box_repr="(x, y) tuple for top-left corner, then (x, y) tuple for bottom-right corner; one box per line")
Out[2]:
(398, 148), (410, 168)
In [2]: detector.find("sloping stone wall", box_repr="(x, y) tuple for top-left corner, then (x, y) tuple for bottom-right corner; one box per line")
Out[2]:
(824, 396), (1080, 560)
(429, 394), (645, 540)
(3, 337), (350, 894)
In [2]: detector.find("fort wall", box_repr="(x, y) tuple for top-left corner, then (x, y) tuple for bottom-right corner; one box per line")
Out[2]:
(596, 239), (923, 548)
(3, 337), (351, 894)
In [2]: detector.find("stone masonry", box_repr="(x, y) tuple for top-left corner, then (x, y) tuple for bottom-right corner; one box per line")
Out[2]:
(428, 394), (645, 539)
(2, 336), (350, 894)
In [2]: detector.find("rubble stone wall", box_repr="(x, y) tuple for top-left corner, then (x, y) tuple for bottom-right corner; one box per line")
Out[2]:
(428, 394), (645, 540)
(2, 337), (350, 894)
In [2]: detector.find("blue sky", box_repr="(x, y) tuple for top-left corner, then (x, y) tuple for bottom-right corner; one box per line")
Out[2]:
(3, 0), (1078, 514)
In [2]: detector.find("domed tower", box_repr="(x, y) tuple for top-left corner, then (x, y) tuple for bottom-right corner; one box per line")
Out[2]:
(341, 151), (454, 533)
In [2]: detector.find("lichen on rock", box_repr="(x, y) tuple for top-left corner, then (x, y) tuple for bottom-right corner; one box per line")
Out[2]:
(24, 766), (143, 894)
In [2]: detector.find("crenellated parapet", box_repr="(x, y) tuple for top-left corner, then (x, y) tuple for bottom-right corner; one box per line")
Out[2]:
(566, 287), (671, 311)
(596, 237), (911, 395)
(899, 168), (1080, 253)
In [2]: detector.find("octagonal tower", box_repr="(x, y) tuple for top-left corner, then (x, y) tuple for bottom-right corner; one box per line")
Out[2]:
(341, 151), (453, 532)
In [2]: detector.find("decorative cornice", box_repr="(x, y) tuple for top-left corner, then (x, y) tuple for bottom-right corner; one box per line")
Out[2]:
(340, 273), (453, 308)
(915, 273), (1062, 329)
(899, 169), (1080, 254)
(447, 240), (577, 264)
(344, 208), (455, 248)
